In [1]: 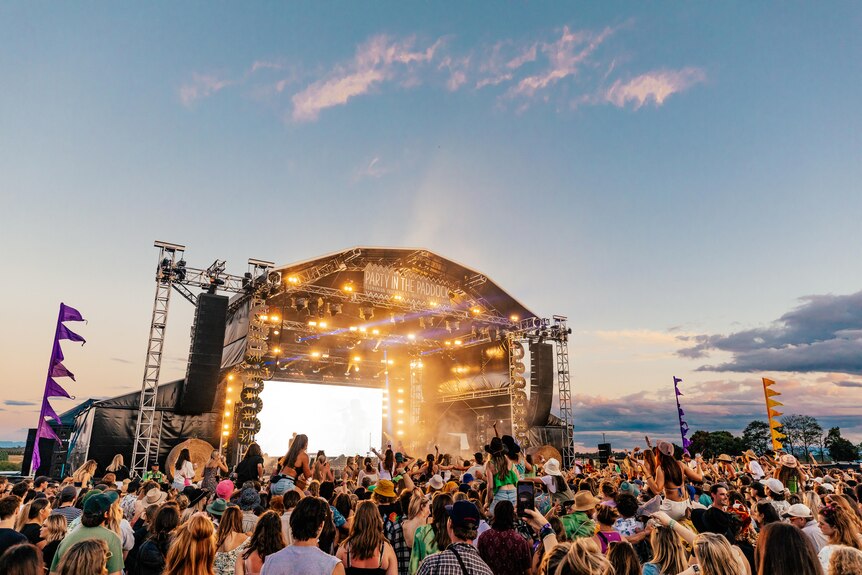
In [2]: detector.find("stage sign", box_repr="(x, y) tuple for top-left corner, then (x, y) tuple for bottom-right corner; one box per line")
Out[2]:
(363, 264), (450, 304)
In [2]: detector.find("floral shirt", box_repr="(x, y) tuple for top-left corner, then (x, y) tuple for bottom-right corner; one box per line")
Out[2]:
(215, 540), (248, 575)
(476, 528), (531, 575)
(613, 516), (643, 537)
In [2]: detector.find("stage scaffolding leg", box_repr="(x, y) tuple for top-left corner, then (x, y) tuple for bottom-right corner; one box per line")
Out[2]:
(131, 245), (180, 477)
(554, 316), (575, 469)
(409, 361), (424, 454)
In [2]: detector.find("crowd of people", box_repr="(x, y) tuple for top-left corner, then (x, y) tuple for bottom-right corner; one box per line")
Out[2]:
(2, 433), (862, 575)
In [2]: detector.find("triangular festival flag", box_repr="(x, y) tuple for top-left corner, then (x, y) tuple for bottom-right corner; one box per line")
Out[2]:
(57, 324), (86, 345)
(763, 377), (775, 387)
(45, 378), (71, 399)
(42, 398), (62, 425)
(59, 303), (85, 323)
(50, 361), (76, 381)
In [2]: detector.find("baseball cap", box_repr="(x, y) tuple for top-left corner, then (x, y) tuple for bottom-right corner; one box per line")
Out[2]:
(782, 503), (813, 519)
(445, 500), (481, 529)
(763, 478), (785, 494)
(83, 493), (112, 515)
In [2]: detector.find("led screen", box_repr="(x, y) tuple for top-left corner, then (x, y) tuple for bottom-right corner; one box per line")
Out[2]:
(257, 381), (382, 457)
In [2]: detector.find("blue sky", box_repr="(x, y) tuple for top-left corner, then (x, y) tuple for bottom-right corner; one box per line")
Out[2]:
(1, 3), (861, 450)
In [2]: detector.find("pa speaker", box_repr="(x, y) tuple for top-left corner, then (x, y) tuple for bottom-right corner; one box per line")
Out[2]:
(528, 342), (554, 426)
(598, 443), (612, 465)
(178, 293), (229, 414)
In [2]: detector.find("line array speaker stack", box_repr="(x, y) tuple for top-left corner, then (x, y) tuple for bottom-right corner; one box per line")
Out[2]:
(528, 342), (554, 426)
(178, 293), (229, 414)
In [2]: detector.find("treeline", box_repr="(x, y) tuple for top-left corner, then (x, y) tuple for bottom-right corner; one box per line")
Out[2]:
(687, 415), (861, 462)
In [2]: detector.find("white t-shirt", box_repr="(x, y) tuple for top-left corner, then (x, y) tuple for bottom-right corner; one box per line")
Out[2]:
(173, 460), (195, 488)
(465, 464), (485, 479)
(748, 460), (765, 480)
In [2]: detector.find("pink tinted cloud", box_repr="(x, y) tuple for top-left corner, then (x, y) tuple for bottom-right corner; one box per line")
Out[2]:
(179, 73), (232, 107)
(291, 35), (440, 122)
(605, 67), (706, 109)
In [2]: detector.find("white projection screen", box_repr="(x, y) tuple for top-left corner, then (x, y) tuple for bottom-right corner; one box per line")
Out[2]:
(256, 381), (383, 457)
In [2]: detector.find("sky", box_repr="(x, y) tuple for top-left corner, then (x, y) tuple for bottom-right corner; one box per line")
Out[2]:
(1, 3), (861, 452)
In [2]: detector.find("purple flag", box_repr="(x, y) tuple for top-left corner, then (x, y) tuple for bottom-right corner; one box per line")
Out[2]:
(42, 398), (62, 425)
(674, 376), (692, 455)
(32, 420), (61, 470)
(50, 361), (76, 381)
(60, 303), (85, 323)
(45, 378), (71, 399)
(53, 340), (65, 362)
(58, 324), (86, 345)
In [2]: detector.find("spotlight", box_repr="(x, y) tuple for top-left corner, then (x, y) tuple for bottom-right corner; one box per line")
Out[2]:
(294, 298), (308, 312)
(510, 314), (519, 322)
(328, 303), (342, 316)
(360, 306), (374, 320)
(287, 275), (300, 285)
(343, 282), (355, 293)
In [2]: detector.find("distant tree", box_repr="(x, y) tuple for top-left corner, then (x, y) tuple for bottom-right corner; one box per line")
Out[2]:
(742, 420), (772, 454)
(689, 430), (711, 457)
(780, 414), (824, 458)
(688, 430), (745, 457)
(825, 427), (859, 462)
(0, 451), (7, 462)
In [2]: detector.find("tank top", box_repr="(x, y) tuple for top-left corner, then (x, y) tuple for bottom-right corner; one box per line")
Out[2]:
(493, 468), (519, 491)
(345, 543), (386, 575)
(596, 530), (622, 554)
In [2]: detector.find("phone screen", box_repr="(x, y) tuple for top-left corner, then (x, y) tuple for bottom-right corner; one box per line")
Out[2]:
(516, 481), (535, 516)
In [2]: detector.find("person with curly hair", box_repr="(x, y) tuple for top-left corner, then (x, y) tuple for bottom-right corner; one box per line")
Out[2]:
(818, 504), (862, 572)
(827, 545), (862, 575)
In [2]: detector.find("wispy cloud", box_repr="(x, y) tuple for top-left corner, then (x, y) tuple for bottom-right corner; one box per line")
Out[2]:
(250, 60), (283, 74)
(354, 156), (392, 181)
(110, 357), (134, 364)
(4, 400), (35, 407)
(291, 35), (441, 122)
(179, 73), (232, 107)
(605, 67), (706, 109)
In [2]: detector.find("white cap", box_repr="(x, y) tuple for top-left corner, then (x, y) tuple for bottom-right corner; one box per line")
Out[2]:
(763, 478), (785, 494)
(782, 503), (813, 519)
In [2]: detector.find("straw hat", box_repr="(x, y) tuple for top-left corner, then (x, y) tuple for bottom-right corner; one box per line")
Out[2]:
(717, 454), (734, 463)
(571, 490), (601, 512)
(743, 450), (758, 459)
(779, 454), (798, 468)
(144, 488), (167, 506)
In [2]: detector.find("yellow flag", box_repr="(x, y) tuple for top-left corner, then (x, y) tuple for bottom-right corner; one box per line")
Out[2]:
(771, 429), (787, 439)
(768, 408), (783, 418)
(773, 440), (783, 449)
(763, 377), (775, 386)
(765, 388), (781, 398)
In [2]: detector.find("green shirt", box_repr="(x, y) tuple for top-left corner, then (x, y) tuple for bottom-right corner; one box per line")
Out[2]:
(50, 525), (124, 574)
(560, 511), (596, 540)
(409, 524), (441, 575)
(142, 470), (165, 483)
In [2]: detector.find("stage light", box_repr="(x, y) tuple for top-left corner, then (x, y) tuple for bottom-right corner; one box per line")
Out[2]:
(328, 303), (342, 316)
(429, 301), (438, 307)
(419, 317), (426, 329)
(287, 275), (300, 284)
(349, 326), (358, 331)
(445, 341), (452, 346)
(227, 374), (235, 381)
(270, 315), (280, 323)
(222, 431), (229, 436)
(343, 282), (354, 293)
(360, 307), (374, 320)
(407, 333), (416, 340)
(309, 320), (317, 327)
(472, 307), (481, 315)
(397, 399), (404, 404)
(397, 419), (404, 425)
(227, 387), (233, 392)
(396, 430), (405, 436)
(397, 388), (404, 393)
(319, 321), (328, 329)
(445, 321), (452, 333)
(371, 329), (380, 335)
(454, 340), (463, 346)
(387, 359), (394, 365)
(294, 298), (308, 312)
(453, 321), (461, 331)
(393, 294), (403, 301)
(510, 314), (519, 322)
(223, 424), (229, 429)
(272, 347), (281, 354)
(225, 411), (231, 417)
(260, 314), (269, 321)
(226, 399), (232, 404)
(397, 409), (404, 414)
(359, 326), (367, 333)
(310, 351), (321, 358)
(353, 356), (362, 362)
(273, 330), (280, 335)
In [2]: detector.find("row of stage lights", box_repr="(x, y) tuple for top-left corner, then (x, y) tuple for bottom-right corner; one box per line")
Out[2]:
(382, 386), (407, 437)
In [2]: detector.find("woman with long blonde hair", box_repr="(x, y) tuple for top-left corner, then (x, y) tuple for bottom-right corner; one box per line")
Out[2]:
(400, 490), (430, 550)
(828, 546), (862, 575)
(336, 500), (397, 575)
(40, 514), (67, 568)
(554, 538), (613, 575)
(106, 454), (130, 482)
(689, 532), (747, 575)
(56, 539), (110, 575)
(164, 513), (216, 575)
(72, 460), (97, 488)
(818, 504), (862, 571)
(643, 525), (687, 575)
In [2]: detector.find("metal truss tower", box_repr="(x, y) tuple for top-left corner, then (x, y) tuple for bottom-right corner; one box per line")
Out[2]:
(553, 316), (575, 469)
(131, 241), (184, 477)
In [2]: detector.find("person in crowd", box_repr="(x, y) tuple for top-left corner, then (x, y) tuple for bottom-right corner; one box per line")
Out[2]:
(710, 482), (730, 511)
(50, 493), (124, 575)
(607, 541), (641, 575)
(72, 460), (98, 489)
(239, 488), (262, 534)
(358, 458), (379, 487)
(641, 441), (703, 520)
(763, 478), (790, 516)
(237, 510), (285, 575)
(415, 500), (492, 575)
(103, 491), (136, 559)
(56, 539), (111, 575)
(827, 546), (862, 575)
(818, 503), (862, 571)
(681, 532), (748, 575)
(560, 490), (600, 540)
(642, 524), (687, 575)
(774, 454), (808, 494)
(162, 513), (216, 575)
(40, 514), (67, 568)
(476, 500), (531, 575)
(484, 437), (518, 514)
(742, 450), (765, 481)
(203, 450), (229, 495)
(172, 448), (196, 491)
(142, 463), (166, 485)
(592, 504), (623, 554)
(19, 497), (51, 546)
(344, 457), (358, 482)
(278, 491), (301, 546)
(52, 486), (82, 524)
(271, 434), (312, 496)
(409, 492), (453, 574)
(371, 447), (397, 481)
(0, 542), (44, 575)
(335, 500), (397, 575)
(751, 501), (781, 528)
(400, 491), (430, 551)
(547, 538), (612, 575)
(755, 522), (822, 575)
(236, 444), (265, 487)
(181, 487), (211, 522)
(537, 458), (575, 506)
(261, 497), (345, 575)
(783, 502), (829, 552)
(106, 454), (130, 483)
(215, 507), (249, 575)
(136, 504), (180, 575)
